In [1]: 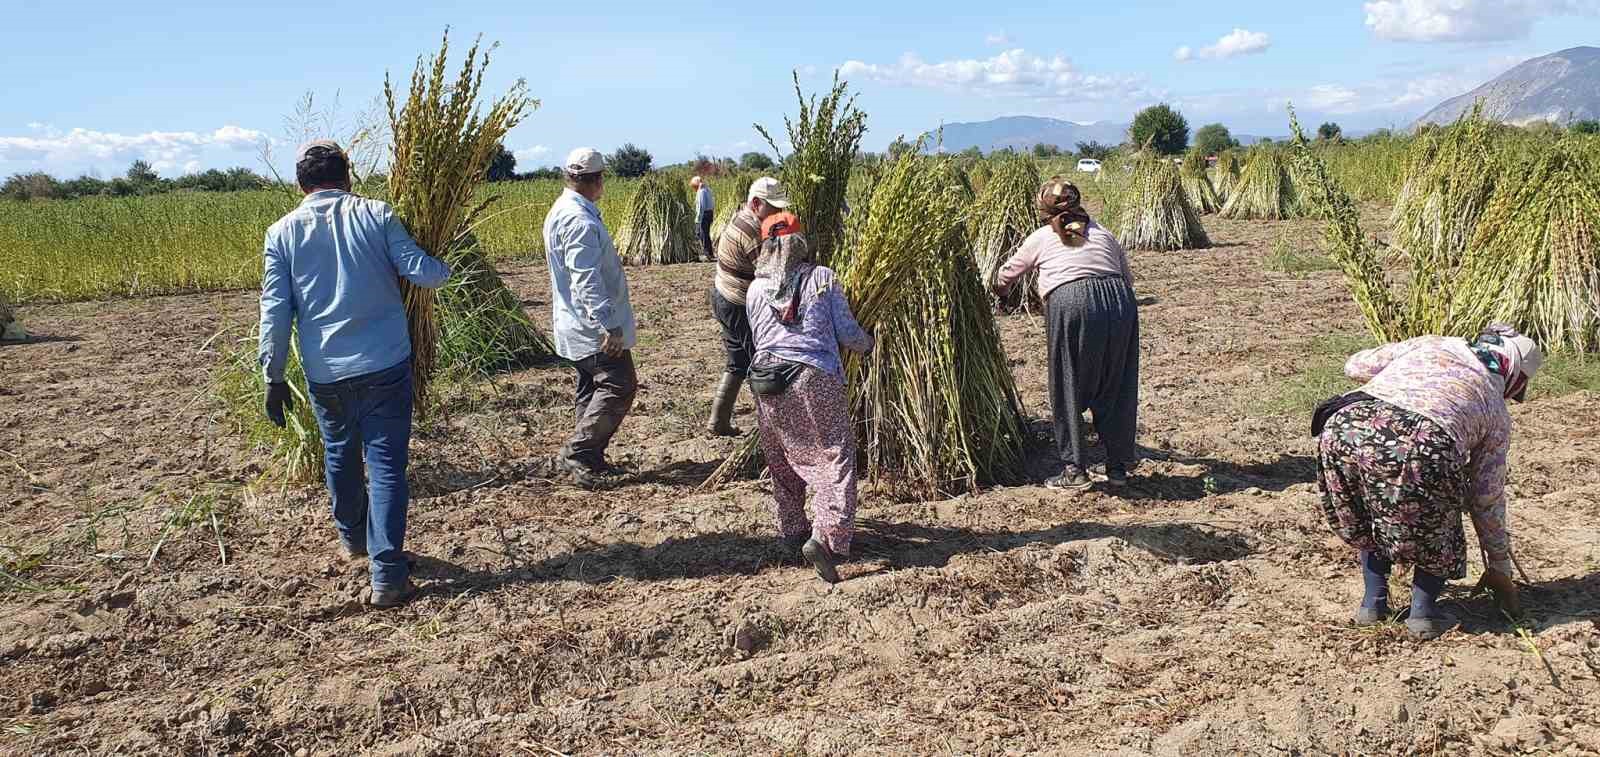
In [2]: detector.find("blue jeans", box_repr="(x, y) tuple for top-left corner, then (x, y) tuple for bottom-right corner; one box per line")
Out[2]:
(306, 359), (415, 590)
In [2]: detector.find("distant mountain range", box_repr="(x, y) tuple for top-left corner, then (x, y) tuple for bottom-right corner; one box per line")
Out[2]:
(1416, 46), (1600, 127)
(917, 115), (1278, 154)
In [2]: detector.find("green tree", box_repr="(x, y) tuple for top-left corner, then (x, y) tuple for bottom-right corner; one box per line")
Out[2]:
(1317, 122), (1343, 142)
(1074, 141), (1115, 161)
(608, 143), (653, 177)
(959, 146), (983, 160)
(1032, 143), (1062, 158)
(1571, 120), (1600, 135)
(1193, 123), (1236, 156)
(1129, 103), (1190, 155)
(739, 151), (775, 171)
(126, 160), (159, 184)
(486, 143), (517, 181)
(886, 136), (915, 160)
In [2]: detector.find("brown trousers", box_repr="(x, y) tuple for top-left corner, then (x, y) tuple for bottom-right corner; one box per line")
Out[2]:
(563, 350), (638, 470)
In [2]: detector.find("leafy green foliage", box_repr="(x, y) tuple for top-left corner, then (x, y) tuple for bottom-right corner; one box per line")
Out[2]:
(738, 151), (774, 171)
(1194, 123), (1238, 156)
(486, 142), (517, 181)
(1317, 122), (1343, 142)
(1075, 141), (1115, 161)
(756, 71), (867, 266)
(1129, 103), (1190, 155)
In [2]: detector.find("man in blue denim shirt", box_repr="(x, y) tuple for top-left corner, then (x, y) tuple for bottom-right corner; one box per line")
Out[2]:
(543, 147), (638, 488)
(259, 140), (450, 607)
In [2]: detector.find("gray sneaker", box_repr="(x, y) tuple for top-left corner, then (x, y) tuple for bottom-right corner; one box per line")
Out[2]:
(802, 538), (842, 584)
(1045, 466), (1093, 490)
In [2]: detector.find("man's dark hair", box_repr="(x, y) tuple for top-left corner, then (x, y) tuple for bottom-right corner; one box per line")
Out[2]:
(297, 148), (351, 190)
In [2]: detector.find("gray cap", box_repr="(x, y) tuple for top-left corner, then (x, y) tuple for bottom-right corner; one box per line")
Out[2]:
(295, 139), (345, 164)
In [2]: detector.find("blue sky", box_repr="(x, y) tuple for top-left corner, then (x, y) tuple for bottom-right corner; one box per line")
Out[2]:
(3, 0), (1597, 178)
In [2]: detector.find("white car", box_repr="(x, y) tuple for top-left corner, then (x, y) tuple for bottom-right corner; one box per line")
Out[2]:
(1076, 158), (1102, 173)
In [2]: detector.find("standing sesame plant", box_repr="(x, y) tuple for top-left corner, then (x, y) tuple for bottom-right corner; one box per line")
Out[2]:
(756, 71), (867, 267)
(1180, 149), (1222, 215)
(1113, 155), (1210, 251)
(0, 291), (20, 340)
(970, 154), (1043, 312)
(617, 172), (698, 265)
(386, 30), (535, 409)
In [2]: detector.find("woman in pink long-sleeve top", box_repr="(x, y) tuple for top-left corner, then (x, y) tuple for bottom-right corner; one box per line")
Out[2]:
(995, 177), (1139, 491)
(1317, 324), (1543, 639)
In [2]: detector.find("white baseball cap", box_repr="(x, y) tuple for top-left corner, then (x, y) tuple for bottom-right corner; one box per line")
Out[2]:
(748, 176), (790, 208)
(564, 147), (605, 176)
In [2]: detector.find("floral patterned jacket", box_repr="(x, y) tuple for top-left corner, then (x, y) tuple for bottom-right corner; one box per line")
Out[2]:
(1345, 336), (1513, 575)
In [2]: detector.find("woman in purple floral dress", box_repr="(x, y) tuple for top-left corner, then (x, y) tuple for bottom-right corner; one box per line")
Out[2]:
(745, 213), (874, 584)
(1317, 324), (1543, 639)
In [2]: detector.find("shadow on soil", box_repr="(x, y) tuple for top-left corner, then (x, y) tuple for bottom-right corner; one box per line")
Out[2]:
(410, 519), (1255, 599)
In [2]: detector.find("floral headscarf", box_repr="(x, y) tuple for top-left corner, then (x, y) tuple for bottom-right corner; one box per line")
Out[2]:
(1037, 176), (1093, 247)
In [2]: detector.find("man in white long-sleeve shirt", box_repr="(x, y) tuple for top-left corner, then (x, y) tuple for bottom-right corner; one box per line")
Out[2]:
(692, 175), (715, 261)
(543, 147), (638, 488)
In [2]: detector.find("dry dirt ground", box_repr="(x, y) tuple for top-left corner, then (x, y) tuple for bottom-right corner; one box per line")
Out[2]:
(2, 212), (1598, 756)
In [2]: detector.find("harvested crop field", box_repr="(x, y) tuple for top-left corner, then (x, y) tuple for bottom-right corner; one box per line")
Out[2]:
(2, 211), (1597, 755)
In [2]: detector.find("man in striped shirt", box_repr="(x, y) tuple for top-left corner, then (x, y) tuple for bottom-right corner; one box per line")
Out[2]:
(705, 176), (788, 436)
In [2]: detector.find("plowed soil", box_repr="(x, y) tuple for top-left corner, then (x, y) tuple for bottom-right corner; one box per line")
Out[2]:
(2, 211), (1597, 755)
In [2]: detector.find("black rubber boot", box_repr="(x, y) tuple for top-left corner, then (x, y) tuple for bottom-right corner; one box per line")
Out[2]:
(706, 372), (744, 437)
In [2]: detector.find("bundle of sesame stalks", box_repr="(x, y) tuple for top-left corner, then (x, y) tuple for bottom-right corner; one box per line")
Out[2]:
(0, 291), (19, 340)
(1388, 104), (1504, 332)
(1448, 138), (1600, 351)
(969, 154), (1043, 312)
(386, 31), (534, 409)
(1180, 149), (1222, 215)
(1113, 155), (1210, 251)
(1213, 150), (1242, 202)
(757, 71), (866, 266)
(1220, 147), (1298, 220)
(617, 172), (698, 265)
(710, 173), (755, 242)
(706, 150), (1028, 496)
(837, 149), (1028, 495)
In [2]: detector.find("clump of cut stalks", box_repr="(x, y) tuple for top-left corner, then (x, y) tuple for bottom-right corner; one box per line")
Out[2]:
(1113, 154), (1210, 251)
(386, 30), (535, 409)
(1213, 150), (1242, 201)
(618, 172), (699, 265)
(757, 71), (867, 266)
(1220, 148), (1298, 221)
(216, 331), (326, 484)
(0, 292), (22, 340)
(436, 234), (555, 375)
(1180, 149), (1222, 215)
(970, 154), (1043, 312)
(711, 173), (756, 241)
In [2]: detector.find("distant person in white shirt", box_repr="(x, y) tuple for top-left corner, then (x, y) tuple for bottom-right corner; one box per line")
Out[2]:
(691, 175), (715, 262)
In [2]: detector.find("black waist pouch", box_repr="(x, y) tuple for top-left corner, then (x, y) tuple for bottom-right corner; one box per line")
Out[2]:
(1311, 391), (1376, 437)
(749, 359), (807, 397)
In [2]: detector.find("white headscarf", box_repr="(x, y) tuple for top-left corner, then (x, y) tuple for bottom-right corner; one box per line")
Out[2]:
(1474, 323), (1544, 401)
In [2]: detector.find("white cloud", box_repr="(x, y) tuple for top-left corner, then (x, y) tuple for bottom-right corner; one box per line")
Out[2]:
(839, 49), (1155, 103)
(1363, 0), (1593, 42)
(1305, 84), (1362, 111)
(985, 31), (1012, 46)
(513, 144), (551, 165)
(0, 125), (267, 173)
(796, 64), (819, 77)
(1176, 28), (1272, 62)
